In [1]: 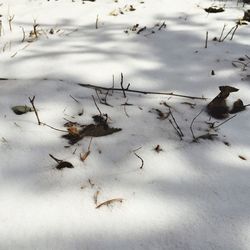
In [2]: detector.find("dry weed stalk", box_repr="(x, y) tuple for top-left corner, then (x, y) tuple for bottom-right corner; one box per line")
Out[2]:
(205, 31), (208, 48)
(95, 14), (99, 29)
(8, 15), (14, 32)
(80, 137), (93, 162)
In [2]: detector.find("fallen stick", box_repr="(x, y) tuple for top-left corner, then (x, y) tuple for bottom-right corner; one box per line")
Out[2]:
(96, 198), (123, 209)
(213, 114), (237, 129)
(29, 96), (41, 125)
(0, 77), (206, 100)
(133, 152), (144, 169)
(78, 83), (206, 100)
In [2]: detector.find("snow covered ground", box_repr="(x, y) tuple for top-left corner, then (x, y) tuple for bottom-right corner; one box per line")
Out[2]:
(0, 0), (250, 249)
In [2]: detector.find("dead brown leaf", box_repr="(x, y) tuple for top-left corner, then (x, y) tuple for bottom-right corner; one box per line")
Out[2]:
(67, 126), (79, 135)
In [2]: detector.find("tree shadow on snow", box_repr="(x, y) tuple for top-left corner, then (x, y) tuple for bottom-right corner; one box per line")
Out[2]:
(1, 9), (250, 250)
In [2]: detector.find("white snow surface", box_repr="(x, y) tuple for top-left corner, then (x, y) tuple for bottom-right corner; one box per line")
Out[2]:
(0, 0), (250, 249)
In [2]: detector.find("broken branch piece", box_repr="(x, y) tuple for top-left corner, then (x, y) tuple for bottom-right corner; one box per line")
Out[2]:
(96, 198), (123, 209)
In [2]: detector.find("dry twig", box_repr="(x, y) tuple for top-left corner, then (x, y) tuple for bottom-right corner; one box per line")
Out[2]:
(133, 152), (144, 169)
(20, 26), (26, 42)
(42, 123), (67, 132)
(8, 15), (14, 32)
(28, 96), (67, 132)
(120, 73), (130, 98)
(169, 108), (184, 139)
(28, 96), (41, 125)
(137, 26), (146, 34)
(95, 15), (99, 29)
(219, 24), (226, 42)
(79, 82), (206, 100)
(69, 94), (80, 104)
(213, 114), (237, 129)
(205, 31), (208, 48)
(123, 104), (130, 117)
(96, 198), (123, 209)
(49, 154), (61, 163)
(221, 25), (237, 42)
(80, 137), (93, 162)
(11, 44), (30, 58)
(230, 25), (238, 40)
(190, 109), (204, 141)
(95, 89), (112, 106)
(158, 21), (166, 31)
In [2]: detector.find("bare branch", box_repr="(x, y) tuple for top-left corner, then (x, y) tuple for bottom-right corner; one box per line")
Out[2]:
(120, 73), (126, 98)
(96, 198), (123, 209)
(169, 108), (184, 139)
(28, 96), (41, 125)
(78, 82), (206, 100)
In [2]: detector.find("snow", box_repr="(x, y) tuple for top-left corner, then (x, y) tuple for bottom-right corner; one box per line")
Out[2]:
(0, 0), (250, 249)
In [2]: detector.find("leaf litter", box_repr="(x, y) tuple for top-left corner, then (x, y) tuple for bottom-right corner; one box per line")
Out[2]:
(62, 114), (122, 145)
